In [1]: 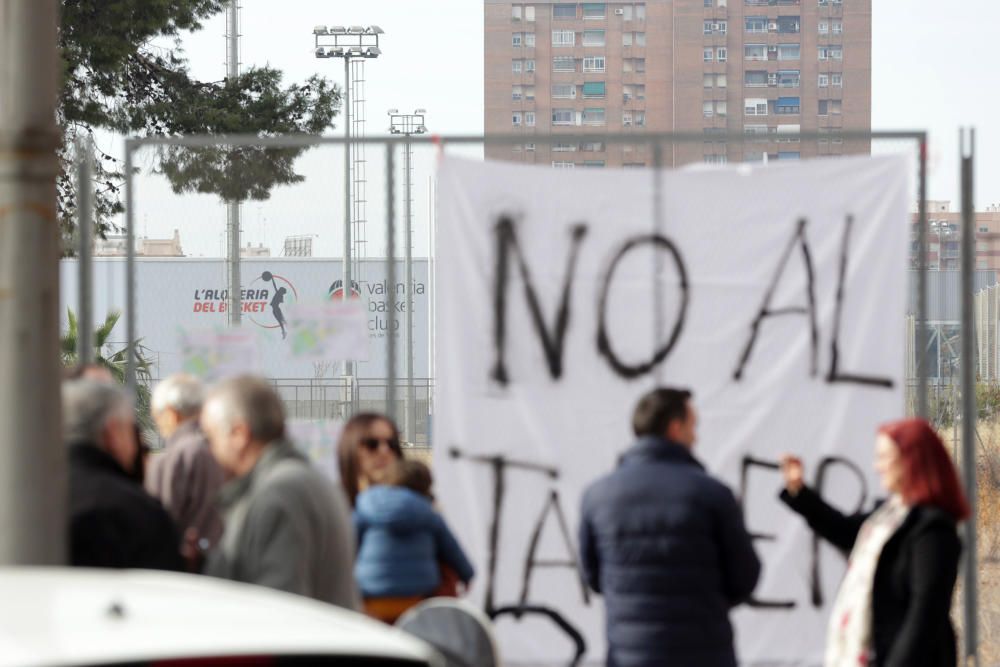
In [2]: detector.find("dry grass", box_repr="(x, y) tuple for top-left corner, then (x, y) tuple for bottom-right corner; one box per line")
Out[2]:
(944, 420), (1000, 664)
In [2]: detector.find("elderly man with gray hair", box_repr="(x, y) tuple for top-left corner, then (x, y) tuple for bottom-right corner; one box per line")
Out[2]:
(146, 374), (225, 550)
(200, 375), (360, 609)
(64, 379), (183, 570)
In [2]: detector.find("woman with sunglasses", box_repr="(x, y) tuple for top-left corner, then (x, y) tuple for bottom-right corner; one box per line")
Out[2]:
(338, 413), (404, 507)
(779, 418), (969, 667)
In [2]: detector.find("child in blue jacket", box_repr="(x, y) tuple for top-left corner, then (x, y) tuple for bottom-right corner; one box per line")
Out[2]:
(353, 459), (475, 609)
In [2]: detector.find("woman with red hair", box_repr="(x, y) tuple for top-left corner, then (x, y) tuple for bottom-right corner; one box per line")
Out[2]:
(779, 418), (970, 667)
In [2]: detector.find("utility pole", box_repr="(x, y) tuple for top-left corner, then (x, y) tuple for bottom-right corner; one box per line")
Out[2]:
(0, 0), (65, 564)
(388, 109), (426, 443)
(226, 0), (242, 325)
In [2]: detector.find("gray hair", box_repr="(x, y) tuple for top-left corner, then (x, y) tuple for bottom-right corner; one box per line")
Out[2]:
(62, 379), (133, 445)
(204, 375), (285, 443)
(151, 373), (204, 418)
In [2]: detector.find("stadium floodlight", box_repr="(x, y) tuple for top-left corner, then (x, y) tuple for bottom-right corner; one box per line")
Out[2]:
(329, 25), (347, 34)
(367, 25), (385, 34)
(348, 25), (365, 34)
(329, 47), (345, 57)
(313, 25), (329, 35)
(314, 47), (327, 58)
(366, 46), (382, 57)
(414, 108), (426, 114)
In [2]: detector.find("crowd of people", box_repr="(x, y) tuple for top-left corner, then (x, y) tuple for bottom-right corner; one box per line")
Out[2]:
(62, 369), (970, 666)
(62, 368), (473, 621)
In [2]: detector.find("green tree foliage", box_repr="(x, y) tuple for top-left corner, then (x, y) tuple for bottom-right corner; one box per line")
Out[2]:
(61, 309), (157, 433)
(58, 0), (340, 251)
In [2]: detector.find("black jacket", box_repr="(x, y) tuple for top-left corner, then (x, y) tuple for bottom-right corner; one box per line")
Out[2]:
(780, 487), (960, 667)
(579, 437), (761, 667)
(69, 443), (184, 571)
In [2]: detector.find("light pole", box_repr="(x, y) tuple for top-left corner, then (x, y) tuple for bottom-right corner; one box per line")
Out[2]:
(388, 109), (427, 444)
(314, 25), (383, 381)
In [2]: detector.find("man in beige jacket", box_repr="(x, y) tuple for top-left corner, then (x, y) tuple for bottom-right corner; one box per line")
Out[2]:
(146, 374), (225, 550)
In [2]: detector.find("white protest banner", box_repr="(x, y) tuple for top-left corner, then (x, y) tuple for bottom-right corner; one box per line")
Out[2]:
(179, 327), (262, 381)
(433, 155), (909, 666)
(285, 301), (370, 362)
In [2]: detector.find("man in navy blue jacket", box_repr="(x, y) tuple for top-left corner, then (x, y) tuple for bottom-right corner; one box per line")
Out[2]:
(579, 388), (761, 667)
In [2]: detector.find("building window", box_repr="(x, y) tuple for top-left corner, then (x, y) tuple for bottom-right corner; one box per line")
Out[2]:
(778, 44), (800, 60)
(777, 152), (800, 161)
(552, 108), (575, 125)
(582, 141), (606, 151)
(818, 20), (828, 34)
(512, 5), (522, 21)
(513, 59), (523, 73)
(832, 19), (843, 34)
(777, 16), (800, 34)
(704, 20), (714, 35)
(634, 110), (646, 126)
(717, 47), (728, 62)
(582, 107), (606, 126)
(552, 30), (575, 47)
(704, 0), (712, 6)
(512, 85), (523, 100)
(778, 69), (800, 87)
(582, 160), (605, 168)
(744, 70), (768, 87)
(526, 6), (536, 21)
(525, 32), (536, 47)
(702, 101), (713, 118)
(526, 143), (535, 151)
(819, 45), (843, 60)
(525, 85), (535, 100)
(525, 111), (536, 126)
(775, 96), (800, 114)
(512, 33), (522, 47)
(513, 144), (522, 153)
(624, 109), (634, 125)
(582, 29), (606, 46)
(582, 81), (606, 98)
(745, 44), (767, 61)
(818, 99), (842, 115)
(553, 142), (576, 152)
(831, 72), (842, 86)
(553, 56), (576, 72)
(745, 98), (768, 116)
(582, 3), (606, 19)
(623, 58), (646, 73)
(623, 84), (646, 101)
(624, 32), (646, 46)
(635, 4), (646, 20)
(552, 161), (575, 168)
(703, 74), (713, 88)
(704, 155), (728, 165)
(512, 112), (522, 126)
(818, 73), (829, 87)
(704, 48), (714, 62)
(583, 55), (606, 72)
(551, 83), (576, 98)
(746, 16), (767, 33)
(553, 4), (576, 19)
(776, 124), (800, 142)
(704, 20), (727, 35)
(525, 59), (536, 72)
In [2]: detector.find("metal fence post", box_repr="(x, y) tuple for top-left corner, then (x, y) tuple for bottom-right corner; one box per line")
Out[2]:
(386, 142), (397, 426)
(917, 137), (929, 418)
(960, 127), (979, 667)
(76, 137), (94, 364)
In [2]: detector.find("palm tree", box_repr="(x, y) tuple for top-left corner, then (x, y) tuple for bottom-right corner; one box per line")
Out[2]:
(61, 309), (156, 432)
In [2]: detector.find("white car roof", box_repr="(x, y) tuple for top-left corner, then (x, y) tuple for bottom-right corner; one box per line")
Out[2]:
(0, 567), (439, 667)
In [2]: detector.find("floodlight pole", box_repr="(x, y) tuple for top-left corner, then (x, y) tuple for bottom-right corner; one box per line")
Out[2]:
(314, 26), (384, 385)
(388, 110), (427, 443)
(227, 0), (242, 325)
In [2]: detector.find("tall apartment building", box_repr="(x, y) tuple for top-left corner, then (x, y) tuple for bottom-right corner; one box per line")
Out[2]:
(485, 0), (871, 167)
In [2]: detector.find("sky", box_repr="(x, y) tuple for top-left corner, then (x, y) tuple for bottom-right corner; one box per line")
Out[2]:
(120, 0), (999, 259)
